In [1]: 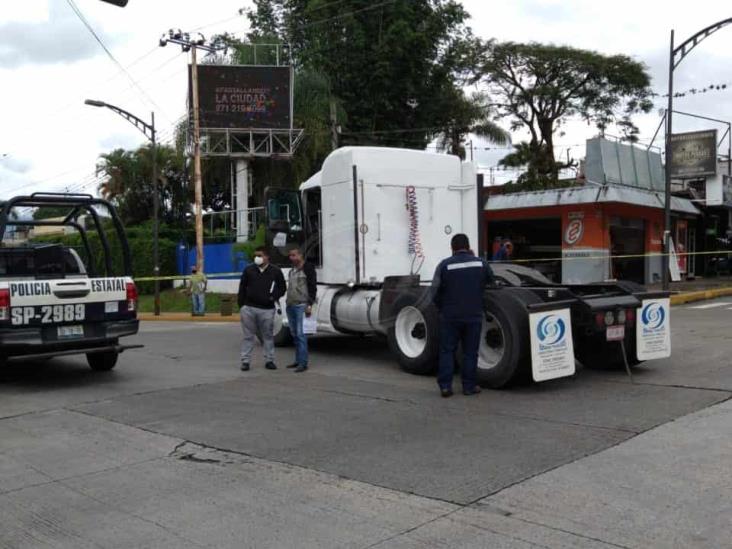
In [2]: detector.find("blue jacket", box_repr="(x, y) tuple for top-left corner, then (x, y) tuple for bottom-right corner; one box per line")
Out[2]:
(431, 251), (494, 321)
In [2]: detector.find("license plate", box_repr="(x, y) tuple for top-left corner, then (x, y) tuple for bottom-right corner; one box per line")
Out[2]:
(58, 325), (84, 339)
(105, 301), (119, 313)
(606, 325), (625, 341)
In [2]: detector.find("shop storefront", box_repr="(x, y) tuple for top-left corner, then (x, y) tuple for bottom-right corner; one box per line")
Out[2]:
(485, 185), (699, 284)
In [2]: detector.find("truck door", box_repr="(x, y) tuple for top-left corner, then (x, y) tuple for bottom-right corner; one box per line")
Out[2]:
(263, 187), (305, 267)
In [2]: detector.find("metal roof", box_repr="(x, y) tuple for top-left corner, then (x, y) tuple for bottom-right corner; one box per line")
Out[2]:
(485, 182), (700, 216)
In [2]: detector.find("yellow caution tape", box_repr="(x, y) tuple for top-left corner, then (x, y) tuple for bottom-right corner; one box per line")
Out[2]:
(131, 249), (732, 282)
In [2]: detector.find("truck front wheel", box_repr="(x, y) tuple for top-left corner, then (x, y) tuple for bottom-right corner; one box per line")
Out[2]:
(87, 350), (119, 371)
(387, 296), (439, 375)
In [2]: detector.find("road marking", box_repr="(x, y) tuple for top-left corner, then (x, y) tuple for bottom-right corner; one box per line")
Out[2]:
(687, 302), (732, 310)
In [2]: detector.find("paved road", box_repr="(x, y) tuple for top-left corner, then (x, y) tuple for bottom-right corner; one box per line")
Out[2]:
(1, 302), (731, 548)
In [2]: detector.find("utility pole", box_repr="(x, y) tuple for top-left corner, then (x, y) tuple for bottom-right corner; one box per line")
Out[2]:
(160, 30), (224, 274)
(663, 17), (732, 289)
(663, 29), (674, 291)
(150, 111), (160, 316)
(190, 45), (204, 273)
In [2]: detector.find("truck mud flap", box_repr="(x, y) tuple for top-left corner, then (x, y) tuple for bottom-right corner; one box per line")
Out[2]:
(525, 301), (577, 383)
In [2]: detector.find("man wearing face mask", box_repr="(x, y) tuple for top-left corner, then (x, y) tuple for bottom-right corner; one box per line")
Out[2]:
(237, 246), (287, 372)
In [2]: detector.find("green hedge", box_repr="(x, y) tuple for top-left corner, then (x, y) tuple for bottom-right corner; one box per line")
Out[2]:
(33, 228), (177, 295)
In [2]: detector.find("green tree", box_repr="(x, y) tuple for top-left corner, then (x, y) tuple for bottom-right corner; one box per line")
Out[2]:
(476, 42), (654, 184)
(95, 143), (190, 227)
(32, 206), (75, 220)
(246, 0), (483, 151)
(435, 91), (510, 159)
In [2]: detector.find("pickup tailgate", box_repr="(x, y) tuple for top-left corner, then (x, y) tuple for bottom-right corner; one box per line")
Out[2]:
(2, 277), (135, 328)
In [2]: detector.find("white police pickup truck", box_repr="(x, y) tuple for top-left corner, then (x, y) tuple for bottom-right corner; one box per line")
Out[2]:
(0, 193), (140, 370)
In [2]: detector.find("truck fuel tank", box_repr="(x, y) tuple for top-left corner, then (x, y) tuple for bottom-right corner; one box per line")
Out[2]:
(331, 288), (385, 335)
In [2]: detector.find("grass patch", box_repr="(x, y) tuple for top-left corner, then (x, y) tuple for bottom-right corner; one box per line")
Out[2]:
(138, 290), (237, 314)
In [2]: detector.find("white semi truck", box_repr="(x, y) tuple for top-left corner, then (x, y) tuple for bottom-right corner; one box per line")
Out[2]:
(264, 147), (670, 388)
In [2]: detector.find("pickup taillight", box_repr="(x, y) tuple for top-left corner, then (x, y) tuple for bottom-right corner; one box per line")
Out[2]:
(0, 288), (9, 321)
(126, 282), (138, 312)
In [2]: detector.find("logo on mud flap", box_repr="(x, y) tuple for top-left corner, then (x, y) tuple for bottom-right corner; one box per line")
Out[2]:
(537, 315), (566, 346)
(641, 302), (665, 330)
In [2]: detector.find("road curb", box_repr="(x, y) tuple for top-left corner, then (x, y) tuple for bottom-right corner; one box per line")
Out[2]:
(670, 287), (732, 306)
(139, 313), (239, 323)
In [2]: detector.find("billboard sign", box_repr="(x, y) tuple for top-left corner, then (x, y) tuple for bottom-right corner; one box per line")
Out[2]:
(190, 65), (292, 130)
(669, 130), (718, 178)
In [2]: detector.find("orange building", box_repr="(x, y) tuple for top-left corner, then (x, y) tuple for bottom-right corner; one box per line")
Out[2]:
(485, 184), (699, 284)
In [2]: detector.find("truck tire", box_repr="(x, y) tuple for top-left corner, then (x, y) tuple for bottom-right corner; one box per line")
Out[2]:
(87, 350), (119, 371)
(273, 325), (293, 347)
(387, 295), (439, 375)
(477, 290), (539, 389)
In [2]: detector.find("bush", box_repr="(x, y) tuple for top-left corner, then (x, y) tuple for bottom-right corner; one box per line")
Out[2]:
(233, 224), (266, 261)
(32, 226), (178, 294)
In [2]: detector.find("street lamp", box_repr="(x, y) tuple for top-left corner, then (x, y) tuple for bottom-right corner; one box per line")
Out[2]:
(85, 99), (161, 316)
(664, 17), (732, 290)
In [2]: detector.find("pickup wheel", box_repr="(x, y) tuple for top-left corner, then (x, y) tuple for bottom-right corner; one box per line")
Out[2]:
(388, 295), (439, 375)
(87, 350), (119, 371)
(477, 291), (539, 389)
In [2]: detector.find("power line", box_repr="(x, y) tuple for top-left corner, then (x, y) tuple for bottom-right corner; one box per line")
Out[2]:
(64, 0), (170, 122)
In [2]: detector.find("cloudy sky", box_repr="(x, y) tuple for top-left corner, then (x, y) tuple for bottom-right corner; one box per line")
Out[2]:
(1, 0), (732, 195)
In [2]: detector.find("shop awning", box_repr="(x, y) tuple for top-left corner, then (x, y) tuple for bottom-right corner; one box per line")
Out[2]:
(485, 182), (700, 216)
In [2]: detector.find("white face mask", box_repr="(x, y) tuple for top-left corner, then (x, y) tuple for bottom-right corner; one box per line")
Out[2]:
(254, 256), (264, 266)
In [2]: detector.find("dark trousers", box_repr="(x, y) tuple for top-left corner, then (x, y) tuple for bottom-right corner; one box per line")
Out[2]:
(437, 317), (482, 391)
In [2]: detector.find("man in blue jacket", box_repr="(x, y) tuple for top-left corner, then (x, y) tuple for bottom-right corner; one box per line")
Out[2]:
(431, 234), (494, 397)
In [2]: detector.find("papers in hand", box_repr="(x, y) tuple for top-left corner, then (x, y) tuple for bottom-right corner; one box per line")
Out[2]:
(303, 313), (317, 335)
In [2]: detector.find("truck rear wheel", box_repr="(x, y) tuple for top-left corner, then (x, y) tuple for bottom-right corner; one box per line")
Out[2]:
(388, 295), (439, 375)
(273, 325), (293, 346)
(87, 350), (119, 371)
(477, 291), (537, 389)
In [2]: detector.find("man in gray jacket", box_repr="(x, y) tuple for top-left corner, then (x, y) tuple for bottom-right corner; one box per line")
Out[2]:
(286, 246), (317, 372)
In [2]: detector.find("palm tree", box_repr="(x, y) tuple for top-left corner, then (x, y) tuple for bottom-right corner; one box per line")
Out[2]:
(96, 149), (134, 200)
(435, 91), (510, 159)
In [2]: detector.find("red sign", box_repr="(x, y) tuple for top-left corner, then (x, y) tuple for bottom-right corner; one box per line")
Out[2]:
(564, 219), (584, 246)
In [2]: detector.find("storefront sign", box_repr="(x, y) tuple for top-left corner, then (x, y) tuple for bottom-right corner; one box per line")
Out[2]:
(529, 309), (575, 382)
(636, 299), (671, 361)
(564, 218), (584, 246)
(670, 130), (718, 178)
